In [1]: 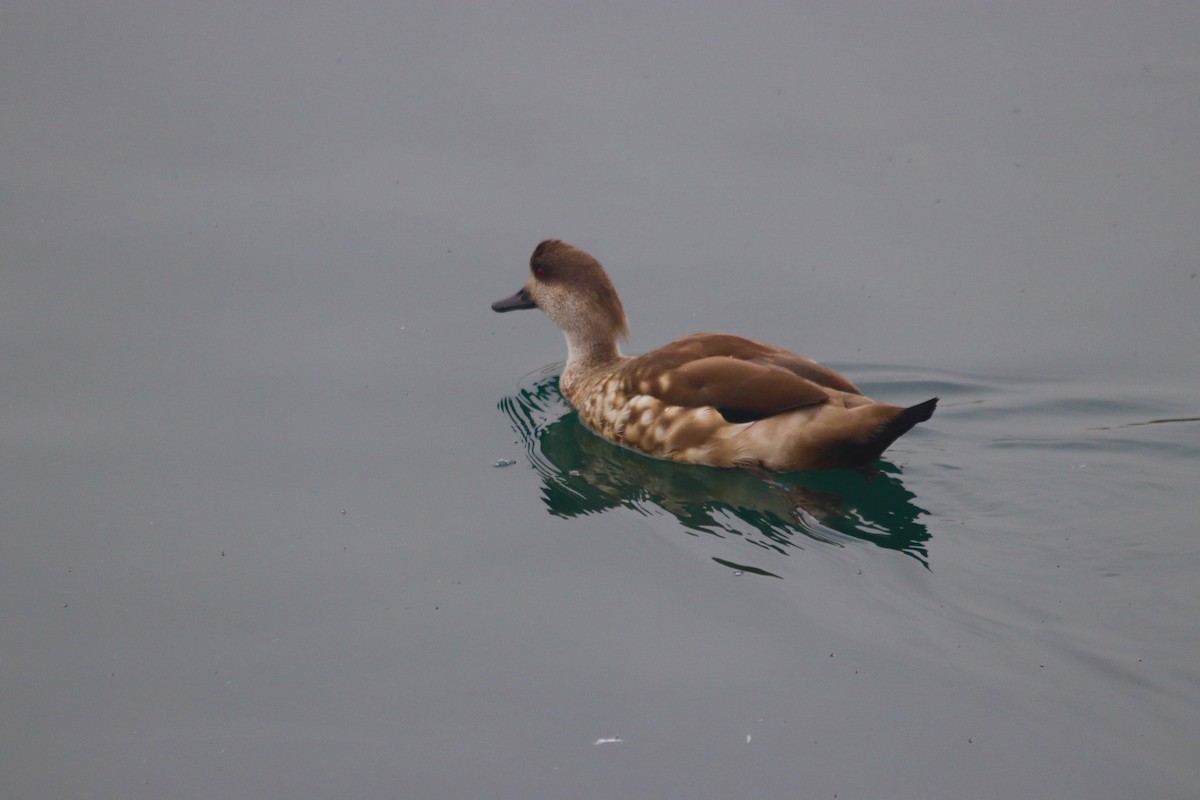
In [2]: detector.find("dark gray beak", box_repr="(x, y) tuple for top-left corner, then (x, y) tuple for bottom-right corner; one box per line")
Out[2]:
(491, 286), (536, 312)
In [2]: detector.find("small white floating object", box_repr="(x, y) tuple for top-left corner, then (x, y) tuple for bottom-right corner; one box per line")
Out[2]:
(593, 736), (622, 745)
(746, 734), (752, 743)
(493, 459), (517, 468)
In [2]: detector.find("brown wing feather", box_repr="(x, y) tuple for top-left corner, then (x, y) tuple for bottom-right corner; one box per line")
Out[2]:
(624, 349), (831, 423)
(628, 331), (864, 419)
(746, 350), (862, 395)
(659, 357), (830, 421)
(684, 334), (863, 395)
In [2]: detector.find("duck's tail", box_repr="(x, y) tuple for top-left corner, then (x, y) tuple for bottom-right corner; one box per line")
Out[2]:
(850, 397), (938, 465)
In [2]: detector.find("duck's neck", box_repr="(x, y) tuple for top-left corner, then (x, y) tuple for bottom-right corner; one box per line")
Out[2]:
(564, 329), (622, 370)
(561, 330), (625, 392)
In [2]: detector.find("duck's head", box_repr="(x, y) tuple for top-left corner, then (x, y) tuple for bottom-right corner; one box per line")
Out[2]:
(492, 240), (629, 363)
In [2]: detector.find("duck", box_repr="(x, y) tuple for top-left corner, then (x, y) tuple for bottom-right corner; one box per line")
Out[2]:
(492, 240), (936, 471)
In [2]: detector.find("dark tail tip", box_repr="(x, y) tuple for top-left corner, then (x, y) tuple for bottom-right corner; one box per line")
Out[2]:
(881, 396), (938, 443)
(904, 397), (939, 425)
(846, 397), (938, 466)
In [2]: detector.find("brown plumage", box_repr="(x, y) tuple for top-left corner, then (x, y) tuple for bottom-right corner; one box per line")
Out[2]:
(492, 239), (936, 471)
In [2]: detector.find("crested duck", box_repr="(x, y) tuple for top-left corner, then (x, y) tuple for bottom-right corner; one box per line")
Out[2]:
(492, 240), (936, 471)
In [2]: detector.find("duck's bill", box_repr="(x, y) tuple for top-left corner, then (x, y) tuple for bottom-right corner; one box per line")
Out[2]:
(491, 286), (536, 312)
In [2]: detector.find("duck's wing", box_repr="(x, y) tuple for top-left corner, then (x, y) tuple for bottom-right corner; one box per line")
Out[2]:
(626, 333), (843, 423)
(646, 356), (831, 423)
(631, 332), (862, 397)
(745, 348), (863, 395)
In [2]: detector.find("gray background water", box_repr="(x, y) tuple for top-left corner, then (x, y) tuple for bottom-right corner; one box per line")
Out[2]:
(3, 3), (1198, 798)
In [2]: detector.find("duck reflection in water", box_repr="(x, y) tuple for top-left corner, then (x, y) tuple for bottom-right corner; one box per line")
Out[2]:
(499, 366), (932, 567)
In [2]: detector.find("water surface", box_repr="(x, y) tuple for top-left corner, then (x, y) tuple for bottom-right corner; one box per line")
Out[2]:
(2, 3), (1198, 798)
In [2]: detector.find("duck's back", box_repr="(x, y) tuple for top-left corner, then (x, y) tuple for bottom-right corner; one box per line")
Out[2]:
(636, 333), (862, 393)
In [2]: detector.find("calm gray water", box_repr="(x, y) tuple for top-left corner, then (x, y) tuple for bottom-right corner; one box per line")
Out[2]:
(3, 3), (1198, 798)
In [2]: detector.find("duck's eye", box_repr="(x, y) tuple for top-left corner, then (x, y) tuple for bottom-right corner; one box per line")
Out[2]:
(535, 267), (546, 279)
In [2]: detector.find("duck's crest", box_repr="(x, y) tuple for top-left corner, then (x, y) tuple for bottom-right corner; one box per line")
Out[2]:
(532, 239), (562, 260)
